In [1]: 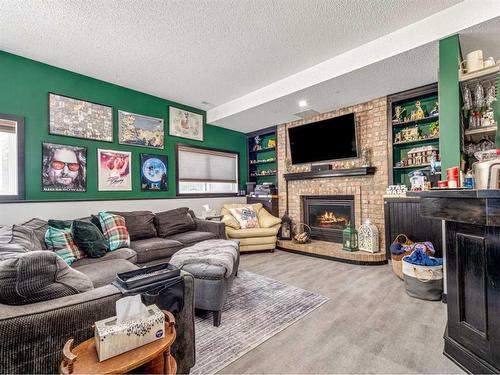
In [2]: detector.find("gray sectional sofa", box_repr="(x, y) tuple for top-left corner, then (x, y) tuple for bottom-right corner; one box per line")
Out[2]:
(0, 208), (226, 374)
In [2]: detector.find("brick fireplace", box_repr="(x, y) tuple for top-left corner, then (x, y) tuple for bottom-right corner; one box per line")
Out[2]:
(276, 97), (389, 261)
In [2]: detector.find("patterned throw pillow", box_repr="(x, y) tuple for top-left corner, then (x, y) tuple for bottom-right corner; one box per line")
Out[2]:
(228, 207), (260, 229)
(98, 212), (130, 251)
(44, 226), (85, 265)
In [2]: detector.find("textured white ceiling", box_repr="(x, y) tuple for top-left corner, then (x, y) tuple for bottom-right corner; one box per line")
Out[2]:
(0, 0), (460, 113)
(460, 16), (500, 59)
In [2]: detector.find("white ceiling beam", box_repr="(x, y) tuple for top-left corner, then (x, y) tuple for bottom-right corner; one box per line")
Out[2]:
(207, 0), (500, 124)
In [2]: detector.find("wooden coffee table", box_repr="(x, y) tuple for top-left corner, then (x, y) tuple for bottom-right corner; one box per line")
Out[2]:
(60, 310), (177, 374)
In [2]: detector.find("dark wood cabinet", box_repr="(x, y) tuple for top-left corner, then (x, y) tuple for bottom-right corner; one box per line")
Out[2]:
(247, 196), (279, 217)
(411, 190), (500, 373)
(384, 197), (443, 258)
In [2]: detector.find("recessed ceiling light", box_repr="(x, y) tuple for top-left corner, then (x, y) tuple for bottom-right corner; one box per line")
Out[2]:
(298, 100), (308, 108)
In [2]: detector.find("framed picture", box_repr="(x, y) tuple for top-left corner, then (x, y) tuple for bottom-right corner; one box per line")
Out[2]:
(140, 153), (168, 191)
(42, 142), (86, 192)
(169, 106), (204, 141)
(49, 93), (113, 142)
(118, 110), (164, 149)
(97, 149), (132, 191)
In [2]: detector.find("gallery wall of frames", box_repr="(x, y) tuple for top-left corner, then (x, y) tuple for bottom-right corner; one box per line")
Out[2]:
(0, 51), (248, 200)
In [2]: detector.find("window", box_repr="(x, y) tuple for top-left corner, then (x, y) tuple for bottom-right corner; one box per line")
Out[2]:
(0, 114), (24, 201)
(177, 144), (239, 195)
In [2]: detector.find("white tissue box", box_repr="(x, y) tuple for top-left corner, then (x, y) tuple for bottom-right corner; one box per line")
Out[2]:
(94, 304), (165, 361)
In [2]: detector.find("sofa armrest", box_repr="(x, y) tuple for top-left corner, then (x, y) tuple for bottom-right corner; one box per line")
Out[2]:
(194, 218), (226, 239)
(258, 208), (282, 228)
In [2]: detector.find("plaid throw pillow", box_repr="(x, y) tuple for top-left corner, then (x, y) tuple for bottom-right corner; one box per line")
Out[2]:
(44, 226), (85, 265)
(228, 207), (260, 229)
(98, 212), (130, 251)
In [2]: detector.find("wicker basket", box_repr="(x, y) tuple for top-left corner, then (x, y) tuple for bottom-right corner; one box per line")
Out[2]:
(292, 223), (311, 244)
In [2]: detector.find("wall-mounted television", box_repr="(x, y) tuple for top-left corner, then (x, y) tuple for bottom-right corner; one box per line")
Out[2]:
(288, 113), (358, 164)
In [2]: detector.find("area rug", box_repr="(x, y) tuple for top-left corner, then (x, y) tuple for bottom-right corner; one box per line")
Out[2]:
(191, 270), (329, 374)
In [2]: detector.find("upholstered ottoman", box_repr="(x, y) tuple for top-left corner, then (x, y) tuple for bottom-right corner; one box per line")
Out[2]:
(169, 239), (239, 326)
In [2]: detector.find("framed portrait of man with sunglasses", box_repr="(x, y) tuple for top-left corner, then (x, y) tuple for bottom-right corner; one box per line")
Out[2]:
(42, 142), (86, 192)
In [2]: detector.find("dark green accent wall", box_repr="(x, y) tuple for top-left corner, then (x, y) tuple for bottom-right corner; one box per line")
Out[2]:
(438, 35), (461, 174)
(0, 51), (247, 200)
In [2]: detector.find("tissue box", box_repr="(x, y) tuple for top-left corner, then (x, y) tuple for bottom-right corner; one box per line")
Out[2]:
(94, 304), (165, 361)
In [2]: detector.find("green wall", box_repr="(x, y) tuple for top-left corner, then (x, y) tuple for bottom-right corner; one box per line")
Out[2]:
(438, 35), (462, 174)
(0, 51), (247, 200)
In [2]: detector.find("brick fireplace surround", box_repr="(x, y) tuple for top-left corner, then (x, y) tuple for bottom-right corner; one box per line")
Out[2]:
(276, 97), (388, 263)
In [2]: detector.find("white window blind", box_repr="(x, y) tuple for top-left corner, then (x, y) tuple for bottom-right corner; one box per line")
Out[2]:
(0, 119), (18, 196)
(178, 145), (238, 194)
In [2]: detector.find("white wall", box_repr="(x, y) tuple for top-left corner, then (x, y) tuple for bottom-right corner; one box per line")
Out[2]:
(0, 197), (246, 225)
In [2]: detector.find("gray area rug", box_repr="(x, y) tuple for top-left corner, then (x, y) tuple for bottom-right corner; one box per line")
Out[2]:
(191, 269), (329, 374)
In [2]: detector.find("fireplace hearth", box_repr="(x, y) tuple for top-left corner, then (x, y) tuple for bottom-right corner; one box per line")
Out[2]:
(303, 195), (354, 243)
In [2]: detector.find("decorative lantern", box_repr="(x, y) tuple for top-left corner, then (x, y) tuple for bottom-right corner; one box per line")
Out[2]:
(279, 211), (292, 240)
(342, 222), (358, 251)
(358, 218), (379, 253)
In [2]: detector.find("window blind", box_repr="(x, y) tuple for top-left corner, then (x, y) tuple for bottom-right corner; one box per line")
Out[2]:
(178, 145), (238, 183)
(0, 119), (17, 134)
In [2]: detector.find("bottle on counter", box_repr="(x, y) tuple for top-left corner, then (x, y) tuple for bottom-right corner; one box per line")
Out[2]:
(464, 170), (475, 189)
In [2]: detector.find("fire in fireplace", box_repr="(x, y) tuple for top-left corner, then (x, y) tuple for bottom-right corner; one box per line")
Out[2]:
(303, 195), (354, 243)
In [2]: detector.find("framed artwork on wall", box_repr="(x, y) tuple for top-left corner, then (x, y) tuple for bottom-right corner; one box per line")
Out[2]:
(97, 149), (132, 191)
(48, 93), (113, 142)
(118, 110), (164, 149)
(140, 153), (168, 191)
(42, 142), (87, 192)
(169, 106), (204, 141)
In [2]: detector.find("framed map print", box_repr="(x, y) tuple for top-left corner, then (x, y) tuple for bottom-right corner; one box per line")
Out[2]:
(118, 110), (164, 149)
(169, 106), (203, 141)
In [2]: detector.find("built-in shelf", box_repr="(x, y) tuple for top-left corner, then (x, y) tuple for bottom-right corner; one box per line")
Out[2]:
(249, 159), (276, 166)
(284, 167), (376, 181)
(393, 163), (431, 170)
(394, 137), (439, 146)
(392, 114), (439, 128)
(459, 64), (500, 82)
(249, 147), (276, 153)
(251, 173), (276, 177)
(464, 125), (497, 137)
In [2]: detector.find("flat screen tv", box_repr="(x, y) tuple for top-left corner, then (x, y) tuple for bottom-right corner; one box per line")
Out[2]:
(288, 113), (358, 164)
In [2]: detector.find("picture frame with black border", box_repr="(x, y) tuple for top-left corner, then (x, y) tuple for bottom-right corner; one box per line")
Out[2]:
(140, 153), (168, 192)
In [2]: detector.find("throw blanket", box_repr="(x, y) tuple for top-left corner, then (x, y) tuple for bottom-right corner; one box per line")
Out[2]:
(404, 248), (443, 266)
(170, 239), (239, 277)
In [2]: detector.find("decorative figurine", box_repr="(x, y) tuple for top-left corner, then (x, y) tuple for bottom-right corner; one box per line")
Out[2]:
(267, 139), (276, 149)
(410, 110), (418, 121)
(429, 121), (439, 137)
(253, 136), (262, 151)
(430, 101), (439, 116)
(393, 106), (406, 123)
(415, 100), (425, 119)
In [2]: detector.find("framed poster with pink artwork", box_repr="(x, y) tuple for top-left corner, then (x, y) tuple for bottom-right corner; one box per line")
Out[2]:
(168, 106), (204, 141)
(97, 149), (132, 191)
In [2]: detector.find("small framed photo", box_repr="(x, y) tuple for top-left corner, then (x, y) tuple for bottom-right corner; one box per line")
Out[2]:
(169, 106), (204, 141)
(48, 93), (113, 142)
(118, 110), (164, 149)
(97, 149), (132, 191)
(140, 153), (168, 191)
(42, 142), (87, 192)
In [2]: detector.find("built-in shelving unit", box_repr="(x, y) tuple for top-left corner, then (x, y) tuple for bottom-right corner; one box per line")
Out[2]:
(246, 126), (278, 187)
(387, 83), (439, 187)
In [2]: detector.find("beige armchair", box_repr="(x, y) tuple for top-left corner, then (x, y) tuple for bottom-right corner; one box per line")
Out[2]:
(220, 203), (282, 252)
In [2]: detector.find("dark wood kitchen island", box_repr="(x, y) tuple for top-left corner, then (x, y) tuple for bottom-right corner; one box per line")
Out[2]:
(409, 189), (500, 373)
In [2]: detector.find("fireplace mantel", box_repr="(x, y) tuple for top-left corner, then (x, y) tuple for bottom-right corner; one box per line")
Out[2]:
(283, 167), (376, 181)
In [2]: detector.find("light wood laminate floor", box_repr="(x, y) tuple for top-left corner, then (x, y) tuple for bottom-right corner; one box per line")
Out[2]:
(219, 250), (462, 374)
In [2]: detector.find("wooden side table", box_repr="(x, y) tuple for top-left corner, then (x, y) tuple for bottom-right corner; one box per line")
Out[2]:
(60, 310), (177, 374)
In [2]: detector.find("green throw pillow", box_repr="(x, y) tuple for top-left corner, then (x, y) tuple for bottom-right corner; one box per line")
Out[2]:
(44, 226), (85, 265)
(47, 219), (73, 230)
(72, 220), (109, 258)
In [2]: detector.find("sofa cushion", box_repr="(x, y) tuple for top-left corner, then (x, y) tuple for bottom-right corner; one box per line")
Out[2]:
(98, 212), (130, 251)
(21, 218), (49, 250)
(166, 231), (216, 246)
(221, 214), (240, 230)
(72, 220), (109, 258)
(109, 211), (157, 241)
(0, 224), (43, 252)
(130, 237), (183, 263)
(225, 227), (279, 238)
(72, 247), (137, 267)
(74, 259), (139, 288)
(47, 219), (72, 229)
(154, 207), (196, 237)
(0, 250), (93, 305)
(45, 226), (85, 265)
